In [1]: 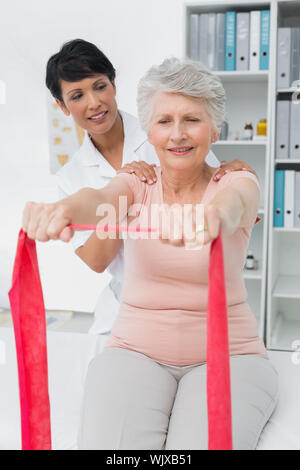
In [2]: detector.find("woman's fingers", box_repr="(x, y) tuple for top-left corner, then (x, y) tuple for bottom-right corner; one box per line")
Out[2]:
(26, 203), (46, 240)
(205, 205), (221, 243)
(22, 202), (72, 241)
(158, 205), (184, 246)
(157, 204), (224, 249)
(22, 201), (35, 234)
(116, 163), (134, 174)
(134, 161), (157, 184)
(35, 205), (57, 241)
(59, 226), (74, 243)
(214, 159), (257, 181)
(228, 158), (257, 177)
(158, 205), (170, 243)
(117, 161), (157, 184)
(187, 205), (222, 247)
(183, 205), (197, 248)
(213, 165), (230, 181)
(169, 207), (184, 246)
(46, 205), (72, 240)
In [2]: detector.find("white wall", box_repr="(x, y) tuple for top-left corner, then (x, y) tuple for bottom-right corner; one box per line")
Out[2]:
(0, 0), (197, 311)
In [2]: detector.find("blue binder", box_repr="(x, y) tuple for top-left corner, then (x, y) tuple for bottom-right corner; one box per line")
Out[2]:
(260, 10), (270, 70)
(225, 11), (236, 71)
(274, 170), (285, 227)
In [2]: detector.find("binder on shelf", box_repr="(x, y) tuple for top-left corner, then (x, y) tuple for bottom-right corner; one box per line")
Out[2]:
(260, 10), (270, 70)
(236, 12), (250, 71)
(189, 14), (199, 61)
(274, 170), (285, 227)
(290, 98), (300, 159)
(277, 28), (291, 89)
(250, 11), (260, 71)
(276, 100), (290, 159)
(295, 172), (300, 228)
(199, 14), (209, 66)
(225, 11), (236, 71)
(207, 13), (217, 70)
(284, 170), (295, 229)
(215, 13), (225, 71)
(298, 29), (300, 84)
(291, 28), (300, 86)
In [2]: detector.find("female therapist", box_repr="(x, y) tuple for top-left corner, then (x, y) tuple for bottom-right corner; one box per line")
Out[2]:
(46, 39), (257, 335)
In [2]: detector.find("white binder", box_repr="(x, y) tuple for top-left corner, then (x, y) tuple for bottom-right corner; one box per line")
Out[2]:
(298, 29), (300, 83)
(276, 100), (290, 159)
(277, 28), (291, 89)
(207, 13), (216, 70)
(284, 170), (295, 228)
(291, 28), (300, 85)
(236, 12), (250, 71)
(250, 11), (260, 71)
(215, 13), (225, 71)
(189, 14), (199, 61)
(290, 98), (300, 159)
(199, 14), (209, 66)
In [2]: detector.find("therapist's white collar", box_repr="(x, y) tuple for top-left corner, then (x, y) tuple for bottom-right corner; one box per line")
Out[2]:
(80, 110), (147, 177)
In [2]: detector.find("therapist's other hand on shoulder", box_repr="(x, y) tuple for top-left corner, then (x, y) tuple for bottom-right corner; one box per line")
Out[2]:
(213, 158), (258, 182)
(117, 161), (157, 184)
(22, 201), (74, 243)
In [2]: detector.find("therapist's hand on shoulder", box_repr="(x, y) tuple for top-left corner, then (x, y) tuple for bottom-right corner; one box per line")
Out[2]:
(117, 161), (157, 185)
(22, 201), (74, 242)
(213, 158), (257, 182)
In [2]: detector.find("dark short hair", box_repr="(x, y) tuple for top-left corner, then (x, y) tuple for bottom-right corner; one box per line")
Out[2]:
(46, 39), (116, 102)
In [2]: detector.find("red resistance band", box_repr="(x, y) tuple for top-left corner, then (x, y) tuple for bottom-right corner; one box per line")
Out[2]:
(9, 227), (232, 450)
(8, 229), (51, 450)
(207, 231), (232, 450)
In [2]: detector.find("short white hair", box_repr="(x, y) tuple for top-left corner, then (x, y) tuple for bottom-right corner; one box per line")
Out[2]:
(137, 57), (226, 134)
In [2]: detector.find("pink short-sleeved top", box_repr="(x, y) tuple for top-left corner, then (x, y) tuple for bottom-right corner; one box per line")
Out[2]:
(104, 166), (268, 366)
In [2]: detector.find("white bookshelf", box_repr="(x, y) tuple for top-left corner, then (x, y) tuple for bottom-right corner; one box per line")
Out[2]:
(276, 159), (300, 164)
(215, 70), (269, 82)
(213, 140), (268, 145)
(244, 269), (263, 280)
(185, 0), (274, 340)
(277, 86), (300, 93)
(266, 0), (300, 352)
(185, 0), (300, 350)
(274, 227), (300, 232)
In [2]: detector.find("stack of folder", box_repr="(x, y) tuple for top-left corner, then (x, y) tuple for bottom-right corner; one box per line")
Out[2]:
(276, 99), (300, 160)
(188, 10), (270, 71)
(274, 170), (300, 228)
(277, 28), (300, 88)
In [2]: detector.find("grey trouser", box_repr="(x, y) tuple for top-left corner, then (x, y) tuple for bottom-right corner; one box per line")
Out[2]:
(78, 347), (279, 450)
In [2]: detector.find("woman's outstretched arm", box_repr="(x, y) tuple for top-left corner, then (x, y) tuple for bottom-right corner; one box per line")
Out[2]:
(22, 177), (134, 270)
(202, 175), (260, 245)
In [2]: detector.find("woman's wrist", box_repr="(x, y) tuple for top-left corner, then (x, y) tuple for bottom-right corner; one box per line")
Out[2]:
(62, 188), (99, 225)
(214, 204), (242, 235)
(209, 186), (244, 235)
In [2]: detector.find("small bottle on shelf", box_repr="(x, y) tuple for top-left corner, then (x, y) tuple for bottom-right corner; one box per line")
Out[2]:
(253, 119), (267, 141)
(243, 123), (253, 140)
(245, 250), (255, 270)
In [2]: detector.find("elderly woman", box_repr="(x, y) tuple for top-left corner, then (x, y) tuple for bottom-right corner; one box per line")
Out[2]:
(48, 39), (255, 336)
(22, 58), (278, 450)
